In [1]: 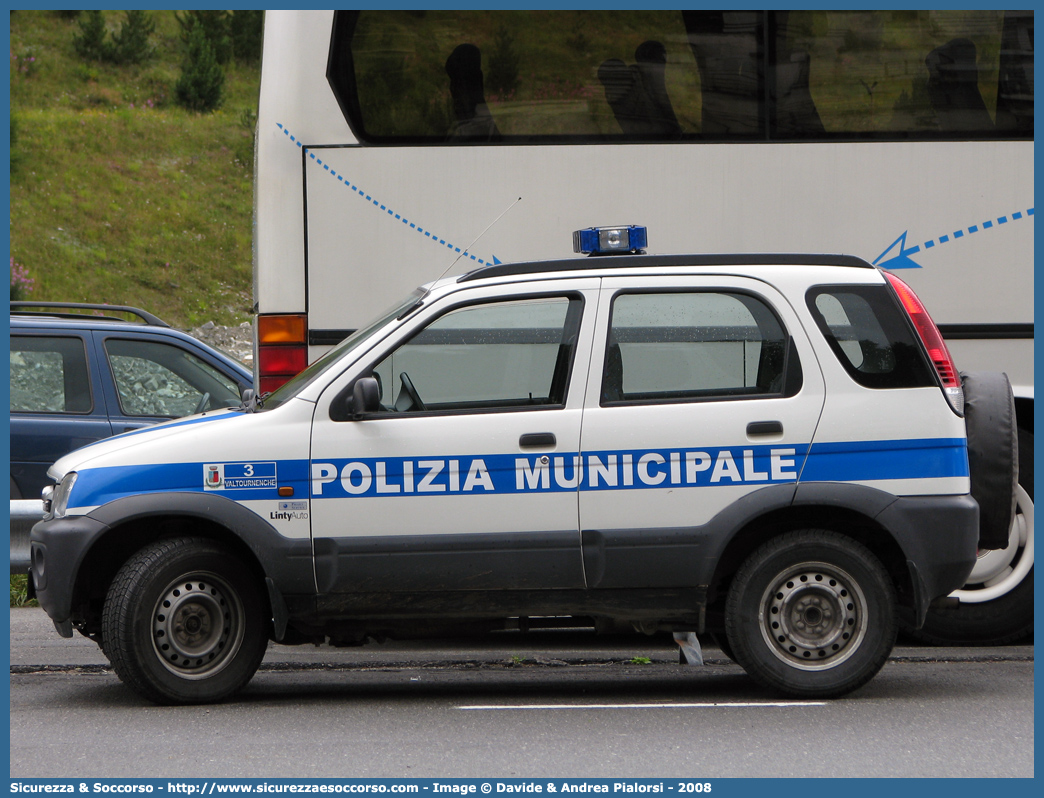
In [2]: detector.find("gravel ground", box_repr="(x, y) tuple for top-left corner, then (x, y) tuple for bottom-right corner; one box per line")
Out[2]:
(187, 320), (254, 367)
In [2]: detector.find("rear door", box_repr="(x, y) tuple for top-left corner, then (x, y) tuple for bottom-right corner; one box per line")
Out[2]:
(9, 331), (112, 499)
(578, 275), (826, 588)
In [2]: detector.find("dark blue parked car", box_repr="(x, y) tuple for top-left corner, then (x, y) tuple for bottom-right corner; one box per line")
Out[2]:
(10, 302), (253, 500)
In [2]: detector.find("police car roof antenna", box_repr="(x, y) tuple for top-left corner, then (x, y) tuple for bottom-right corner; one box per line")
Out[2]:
(398, 196), (523, 319)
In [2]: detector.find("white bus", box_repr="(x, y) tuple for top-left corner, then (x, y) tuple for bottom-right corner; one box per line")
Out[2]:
(254, 10), (1033, 644)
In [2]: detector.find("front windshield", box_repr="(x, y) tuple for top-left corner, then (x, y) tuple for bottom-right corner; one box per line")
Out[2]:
(259, 288), (424, 410)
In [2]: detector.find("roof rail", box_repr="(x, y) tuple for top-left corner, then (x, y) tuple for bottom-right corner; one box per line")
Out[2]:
(10, 301), (171, 327)
(457, 252), (875, 283)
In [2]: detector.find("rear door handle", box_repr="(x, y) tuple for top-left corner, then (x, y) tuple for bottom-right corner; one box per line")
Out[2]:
(747, 421), (783, 436)
(520, 432), (556, 448)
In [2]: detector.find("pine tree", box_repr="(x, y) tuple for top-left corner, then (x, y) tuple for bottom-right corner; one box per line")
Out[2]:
(176, 10), (232, 65)
(110, 10), (155, 65)
(230, 10), (264, 63)
(73, 9), (109, 62)
(175, 20), (225, 112)
(486, 26), (521, 97)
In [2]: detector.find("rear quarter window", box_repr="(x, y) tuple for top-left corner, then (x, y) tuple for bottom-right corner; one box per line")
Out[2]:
(806, 284), (935, 389)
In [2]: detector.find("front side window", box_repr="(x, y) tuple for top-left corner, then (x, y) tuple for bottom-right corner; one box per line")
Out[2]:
(602, 291), (795, 405)
(369, 295), (582, 413)
(9, 336), (92, 414)
(105, 339), (242, 417)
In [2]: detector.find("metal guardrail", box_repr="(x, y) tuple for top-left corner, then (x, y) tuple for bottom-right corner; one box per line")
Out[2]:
(11, 499), (44, 574)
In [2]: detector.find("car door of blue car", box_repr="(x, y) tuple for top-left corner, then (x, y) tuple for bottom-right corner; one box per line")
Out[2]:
(95, 332), (248, 435)
(9, 331), (113, 499)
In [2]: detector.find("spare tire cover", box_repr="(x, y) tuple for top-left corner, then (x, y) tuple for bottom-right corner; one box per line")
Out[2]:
(962, 372), (1018, 550)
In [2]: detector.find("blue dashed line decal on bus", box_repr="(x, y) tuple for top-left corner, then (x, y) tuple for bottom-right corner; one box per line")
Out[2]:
(874, 207), (1034, 269)
(278, 123), (491, 266)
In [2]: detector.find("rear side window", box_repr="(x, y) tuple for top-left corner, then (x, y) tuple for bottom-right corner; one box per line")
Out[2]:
(806, 285), (935, 389)
(601, 291), (799, 405)
(10, 336), (92, 414)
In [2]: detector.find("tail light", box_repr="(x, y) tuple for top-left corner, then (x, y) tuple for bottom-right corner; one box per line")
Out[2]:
(257, 313), (307, 394)
(884, 272), (964, 415)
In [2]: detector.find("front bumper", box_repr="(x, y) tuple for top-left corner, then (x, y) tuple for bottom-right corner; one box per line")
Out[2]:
(29, 513), (111, 625)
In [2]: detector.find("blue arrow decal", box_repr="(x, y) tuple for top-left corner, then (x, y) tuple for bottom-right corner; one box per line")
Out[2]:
(873, 231), (922, 269)
(874, 207), (1033, 270)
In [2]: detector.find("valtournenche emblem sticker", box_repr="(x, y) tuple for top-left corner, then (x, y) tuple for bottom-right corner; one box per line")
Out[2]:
(203, 462), (278, 491)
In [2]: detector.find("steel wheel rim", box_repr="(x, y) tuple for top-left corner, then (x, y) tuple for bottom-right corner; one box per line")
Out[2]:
(152, 571), (245, 680)
(953, 484), (1034, 604)
(759, 560), (868, 671)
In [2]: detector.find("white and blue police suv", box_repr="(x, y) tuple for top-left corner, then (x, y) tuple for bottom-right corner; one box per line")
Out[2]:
(29, 227), (1017, 704)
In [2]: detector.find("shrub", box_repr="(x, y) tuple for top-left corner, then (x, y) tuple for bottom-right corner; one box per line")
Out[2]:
(175, 20), (225, 112)
(12, 47), (38, 76)
(11, 258), (35, 300)
(10, 575), (37, 608)
(233, 106), (257, 167)
(109, 10), (155, 65)
(73, 9), (109, 61)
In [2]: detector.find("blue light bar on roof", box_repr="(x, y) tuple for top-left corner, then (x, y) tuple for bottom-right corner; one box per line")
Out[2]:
(573, 225), (648, 255)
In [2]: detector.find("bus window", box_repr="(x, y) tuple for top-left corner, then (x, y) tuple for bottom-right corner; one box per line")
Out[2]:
(328, 10), (703, 141)
(327, 10), (1032, 143)
(783, 10), (1025, 137)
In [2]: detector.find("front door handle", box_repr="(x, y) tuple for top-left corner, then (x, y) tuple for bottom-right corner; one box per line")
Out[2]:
(747, 421), (783, 437)
(520, 432), (556, 448)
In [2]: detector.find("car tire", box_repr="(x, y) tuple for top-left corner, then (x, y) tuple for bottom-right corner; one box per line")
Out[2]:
(909, 428), (1033, 646)
(725, 529), (897, 698)
(102, 537), (269, 705)
(963, 372), (1018, 550)
(710, 632), (736, 663)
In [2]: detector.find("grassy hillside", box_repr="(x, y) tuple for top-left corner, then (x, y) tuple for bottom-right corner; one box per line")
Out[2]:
(9, 10), (259, 328)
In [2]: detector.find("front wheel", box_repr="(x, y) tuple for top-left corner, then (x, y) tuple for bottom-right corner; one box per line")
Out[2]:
(102, 538), (269, 705)
(725, 530), (896, 698)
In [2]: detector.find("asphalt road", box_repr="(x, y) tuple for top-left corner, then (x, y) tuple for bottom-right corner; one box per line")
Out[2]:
(8, 607), (1035, 779)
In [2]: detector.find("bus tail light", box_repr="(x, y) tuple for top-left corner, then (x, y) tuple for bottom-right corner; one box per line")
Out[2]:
(258, 313), (308, 394)
(884, 272), (964, 415)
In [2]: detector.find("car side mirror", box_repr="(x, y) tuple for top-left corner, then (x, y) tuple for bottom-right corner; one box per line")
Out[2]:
(351, 377), (380, 419)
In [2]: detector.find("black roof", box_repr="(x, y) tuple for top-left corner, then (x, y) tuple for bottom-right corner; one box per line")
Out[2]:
(458, 252), (875, 283)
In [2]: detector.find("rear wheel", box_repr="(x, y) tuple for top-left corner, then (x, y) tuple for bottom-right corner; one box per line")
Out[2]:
(725, 530), (896, 698)
(102, 537), (269, 705)
(711, 632), (736, 663)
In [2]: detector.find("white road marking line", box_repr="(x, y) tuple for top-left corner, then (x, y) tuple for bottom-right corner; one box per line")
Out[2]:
(459, 701), (827, 710)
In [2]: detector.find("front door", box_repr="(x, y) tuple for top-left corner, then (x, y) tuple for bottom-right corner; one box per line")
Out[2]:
(308, 281), (599, 595)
